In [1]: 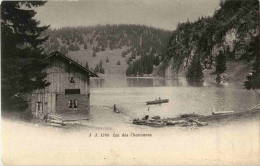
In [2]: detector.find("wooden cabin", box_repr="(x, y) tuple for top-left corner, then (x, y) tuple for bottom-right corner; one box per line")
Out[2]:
(30, 51), (98, 118)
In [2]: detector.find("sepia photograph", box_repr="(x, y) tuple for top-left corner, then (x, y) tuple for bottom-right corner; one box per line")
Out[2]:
(1, 0), (260, 165)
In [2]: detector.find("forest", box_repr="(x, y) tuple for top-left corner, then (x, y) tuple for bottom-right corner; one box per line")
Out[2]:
(42, 24), (171, 75)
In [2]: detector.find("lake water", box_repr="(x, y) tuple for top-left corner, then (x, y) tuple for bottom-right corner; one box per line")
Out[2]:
(90, 76), (260, 119)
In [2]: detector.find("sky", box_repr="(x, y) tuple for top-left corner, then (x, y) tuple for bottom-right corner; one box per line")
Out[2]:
(35, 0), (221, 31)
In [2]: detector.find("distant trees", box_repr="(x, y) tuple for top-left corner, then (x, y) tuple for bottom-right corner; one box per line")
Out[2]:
(68, 43), (80, 51)
(85, 62), (89, 69)
(41, 24), (171, 76)
(101, 46), (106, 51)
(117, 60), (121, 65)
(60, 46), (67, 55)
(92, 51), (96, 57)
(93, 60), (105, 74)
(94, 64), (99, 74)
(93, 46), (100, 52)
(84, 42), (87, 49)
(126, 54), (154, 76)
(1, 1), (50, 112)
(121, 51), (127, 57)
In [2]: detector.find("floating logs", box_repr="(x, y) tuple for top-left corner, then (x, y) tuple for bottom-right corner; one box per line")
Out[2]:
(133, 115), (208, 128)
(133, 105), (260, 128)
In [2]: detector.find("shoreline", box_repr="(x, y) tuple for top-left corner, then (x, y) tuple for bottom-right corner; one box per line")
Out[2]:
(2, 103), (260, 130)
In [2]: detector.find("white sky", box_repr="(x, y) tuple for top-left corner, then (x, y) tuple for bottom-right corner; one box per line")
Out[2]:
(35, 0), (220, 31)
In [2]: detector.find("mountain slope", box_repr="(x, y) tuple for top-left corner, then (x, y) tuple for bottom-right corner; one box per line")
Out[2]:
(162, 0), (259, 84)
(42, 24), (172, 75)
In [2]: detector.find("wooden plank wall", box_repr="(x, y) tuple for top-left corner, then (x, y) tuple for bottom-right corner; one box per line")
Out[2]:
(44, 58), (89, 95)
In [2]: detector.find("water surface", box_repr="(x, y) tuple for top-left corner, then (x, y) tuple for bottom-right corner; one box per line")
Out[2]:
(90, 76), (260, 118)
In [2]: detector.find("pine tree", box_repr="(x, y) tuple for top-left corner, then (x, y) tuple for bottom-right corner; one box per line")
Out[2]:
(84, 42), (87, 49)
(92, 51), (96, 57)
(215, 50), (226, 75)
(60, 45), (67, 55)
(126, 64), (133, 76)
(215, 50), (226, 83)
(94, 64), (99, 73)
(244, 55), (260, 89)
(1, 1), (50, 112)
(154, 55), (160, 66)
(186, 55), (204, 83)
(99, 60), (103, 68)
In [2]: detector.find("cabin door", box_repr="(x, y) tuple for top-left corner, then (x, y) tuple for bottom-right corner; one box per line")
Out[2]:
(35, 102), (43, 117)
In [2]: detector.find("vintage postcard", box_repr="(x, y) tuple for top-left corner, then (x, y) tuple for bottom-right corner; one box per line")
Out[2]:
(1, 0), (260, 165)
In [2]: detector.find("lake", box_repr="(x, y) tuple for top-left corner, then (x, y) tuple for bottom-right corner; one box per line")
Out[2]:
(90, 76), (260, 119)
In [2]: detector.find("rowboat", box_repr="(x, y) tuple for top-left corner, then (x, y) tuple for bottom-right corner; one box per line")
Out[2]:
(146, 99), (169, 105)
(212, 111), (234, 115)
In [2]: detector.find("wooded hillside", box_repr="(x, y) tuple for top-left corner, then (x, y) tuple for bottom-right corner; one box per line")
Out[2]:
(42, 25), (171, 75)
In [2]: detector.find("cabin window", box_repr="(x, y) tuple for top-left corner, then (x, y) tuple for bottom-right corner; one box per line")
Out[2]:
(74, 100), (78, 108)
(69, 100), (73, 108)
(69, 77), (75, 83)
(68, 100), (78, 109)
(65, 89), (80, 95)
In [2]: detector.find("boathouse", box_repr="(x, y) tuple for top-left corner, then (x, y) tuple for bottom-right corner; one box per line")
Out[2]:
(30, 51), (98, 118)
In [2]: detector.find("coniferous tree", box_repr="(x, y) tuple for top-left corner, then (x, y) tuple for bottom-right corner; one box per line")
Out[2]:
(215, 50), (226, 83)
(85, 62), (89, 69)
(154, 55), (160, 66)
(84, 42), (87, 49)
(1, 1), (50, 112)
(216, 50), (226, 74)
(94, 64), (99, 73)
(244, 55), (260, 89)
(99, 59), (103, 68)
(186, 55), (204, 83)
(244, 35), (260, 89)
(92, 51), (96, 57)
(60, 45), (67, 55)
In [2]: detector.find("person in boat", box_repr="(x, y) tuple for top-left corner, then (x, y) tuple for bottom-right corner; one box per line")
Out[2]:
(113, 104), (117, 112)
(114, 104), (120, 113)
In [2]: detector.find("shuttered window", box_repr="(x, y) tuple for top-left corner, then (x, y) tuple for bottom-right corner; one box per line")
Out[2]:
(65, 89), (80, 94)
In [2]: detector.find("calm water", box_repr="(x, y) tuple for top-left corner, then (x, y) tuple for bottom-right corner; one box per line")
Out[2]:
(90, 76), (260, 118)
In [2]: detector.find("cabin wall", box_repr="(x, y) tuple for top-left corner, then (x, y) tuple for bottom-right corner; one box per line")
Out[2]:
(44, 58), (90, 95)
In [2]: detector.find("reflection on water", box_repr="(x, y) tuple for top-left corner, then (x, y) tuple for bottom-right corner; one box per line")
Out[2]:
(90, 76), (260, 118)
(90, 77), (193, 88)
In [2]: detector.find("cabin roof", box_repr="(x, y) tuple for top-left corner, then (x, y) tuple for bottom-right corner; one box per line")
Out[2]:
(44, 51), (98, 77)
